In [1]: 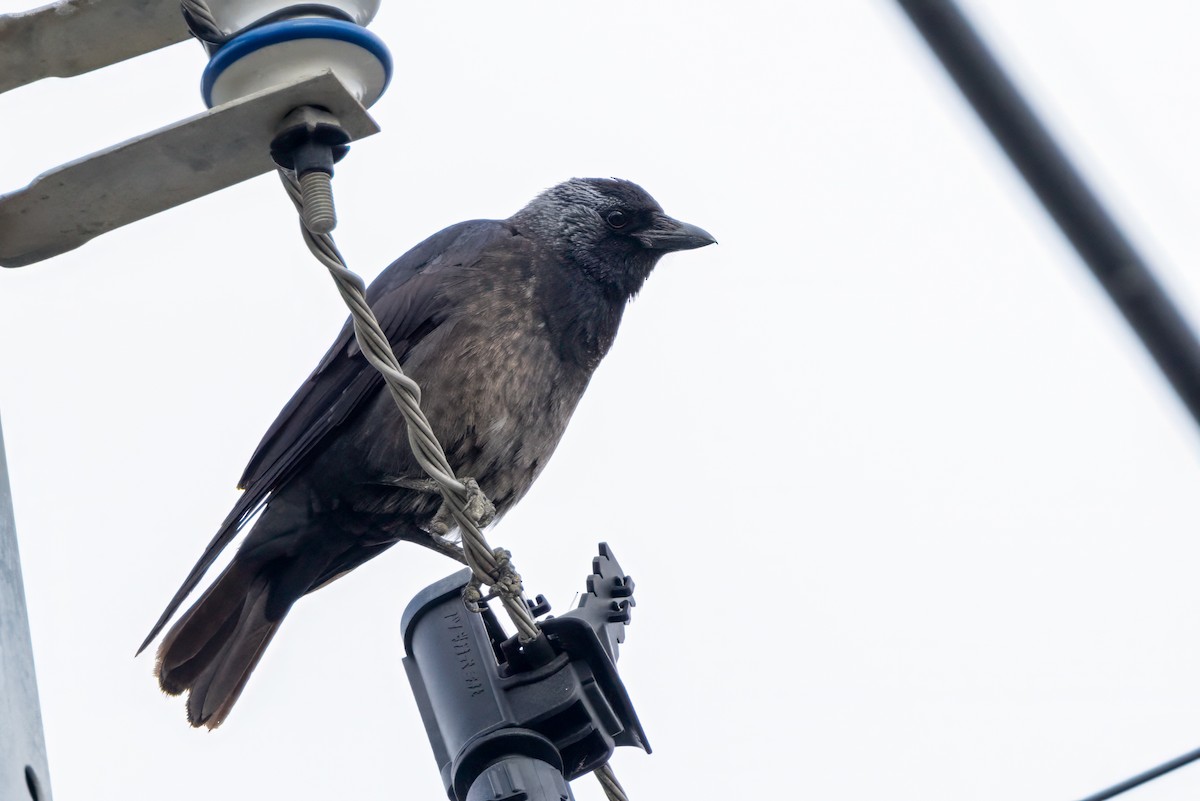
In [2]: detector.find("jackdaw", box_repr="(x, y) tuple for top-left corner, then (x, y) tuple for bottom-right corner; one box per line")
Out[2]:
(139, 177), (715, 728)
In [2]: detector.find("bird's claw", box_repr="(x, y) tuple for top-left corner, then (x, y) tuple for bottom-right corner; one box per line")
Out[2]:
(462, 577), (485, 612)
(461, 478), (498, 528)
(428, 477), (496, 535)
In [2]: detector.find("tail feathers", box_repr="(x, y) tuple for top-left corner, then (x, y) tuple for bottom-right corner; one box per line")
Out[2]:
(137, 497), (267, 657)
(156, 561), (285, 729)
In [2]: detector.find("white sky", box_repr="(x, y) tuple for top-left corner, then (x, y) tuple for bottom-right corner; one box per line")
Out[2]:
(2, 1), (1200, 799)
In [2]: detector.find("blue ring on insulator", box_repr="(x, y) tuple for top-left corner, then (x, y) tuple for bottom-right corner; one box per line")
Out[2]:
(201, 19), (393, 107)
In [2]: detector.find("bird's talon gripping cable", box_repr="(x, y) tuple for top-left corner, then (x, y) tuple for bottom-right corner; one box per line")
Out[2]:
(490, 548), (522, 592)
(462, 578), (485, 613)
(460, 477), (497, 528)
(427, 502), (454, 536)
(428, 480), (492, 535)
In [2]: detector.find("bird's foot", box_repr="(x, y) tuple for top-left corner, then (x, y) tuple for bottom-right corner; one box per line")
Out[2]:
(459, 548), (524, 612)
(428, 477), (496, 536)
(462, 577), (485, 612)
(381, 475), (495, 536)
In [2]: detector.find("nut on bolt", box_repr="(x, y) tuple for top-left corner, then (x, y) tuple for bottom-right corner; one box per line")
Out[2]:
(271, 106), (351, 234)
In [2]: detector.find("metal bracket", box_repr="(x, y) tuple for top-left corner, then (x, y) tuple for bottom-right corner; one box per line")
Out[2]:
(0, 0), (191, 94)
(0, 70), (379, 268)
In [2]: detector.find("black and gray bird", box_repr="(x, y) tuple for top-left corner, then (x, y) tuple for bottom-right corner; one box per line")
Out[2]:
(138, 177), (715, 728)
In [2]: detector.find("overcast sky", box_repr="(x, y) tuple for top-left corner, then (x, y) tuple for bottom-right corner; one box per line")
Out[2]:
(3, 1), (1200, 799)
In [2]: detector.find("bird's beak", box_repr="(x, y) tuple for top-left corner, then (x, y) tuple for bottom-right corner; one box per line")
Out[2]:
(635, 214), (717, 251)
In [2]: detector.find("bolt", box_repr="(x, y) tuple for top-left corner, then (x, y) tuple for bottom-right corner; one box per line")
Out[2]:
(299, 170), (336, 234)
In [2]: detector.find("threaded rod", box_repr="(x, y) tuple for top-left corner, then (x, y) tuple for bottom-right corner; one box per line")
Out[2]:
(299, 170), (336, 234)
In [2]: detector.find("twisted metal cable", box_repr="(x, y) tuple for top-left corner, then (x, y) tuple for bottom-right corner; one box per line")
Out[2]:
(179, 0), (224, 43)
(595, 762), (629, 801)
(278, 169), (540, 641)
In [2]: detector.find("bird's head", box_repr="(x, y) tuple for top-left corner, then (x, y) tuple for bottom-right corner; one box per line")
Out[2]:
(513, 178), (716, 299)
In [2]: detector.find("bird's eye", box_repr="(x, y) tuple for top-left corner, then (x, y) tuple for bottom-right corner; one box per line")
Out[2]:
(605, 210), (629, 229)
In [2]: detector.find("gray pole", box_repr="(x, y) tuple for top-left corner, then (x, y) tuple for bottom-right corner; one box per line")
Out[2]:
(0, 417), (53, 801)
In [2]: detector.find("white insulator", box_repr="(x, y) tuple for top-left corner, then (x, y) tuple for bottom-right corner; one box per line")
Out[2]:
(197, 0), (381, 36)
(201, 18), (392, 109)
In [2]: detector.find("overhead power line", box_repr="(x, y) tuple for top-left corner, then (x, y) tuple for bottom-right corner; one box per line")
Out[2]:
(894, 0), (1200, 431)
(1076, 745), (1200, 801)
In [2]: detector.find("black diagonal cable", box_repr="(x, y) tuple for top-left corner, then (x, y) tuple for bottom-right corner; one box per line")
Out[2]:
(1076, 745), (1200, 801)
(893, 0), (1200, 431)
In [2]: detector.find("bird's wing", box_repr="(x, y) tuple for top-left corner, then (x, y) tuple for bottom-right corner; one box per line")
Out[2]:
(139, 219), (517, 653)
